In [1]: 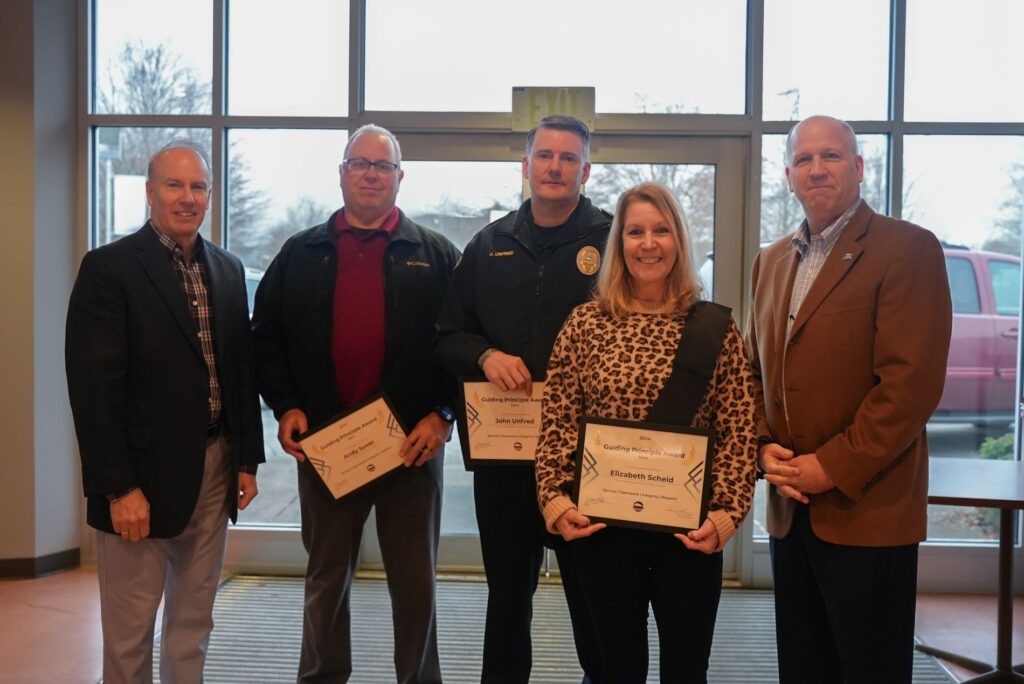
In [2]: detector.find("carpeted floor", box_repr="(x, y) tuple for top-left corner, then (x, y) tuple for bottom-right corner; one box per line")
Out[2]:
(152, 575), (953, 683)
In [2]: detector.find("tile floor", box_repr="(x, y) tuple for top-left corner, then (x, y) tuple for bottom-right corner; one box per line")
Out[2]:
(0, 566), (1018, 684)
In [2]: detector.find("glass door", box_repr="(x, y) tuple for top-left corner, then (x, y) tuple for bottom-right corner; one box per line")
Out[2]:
(371, 134), (750, 576)
(225, 133), (752, 578)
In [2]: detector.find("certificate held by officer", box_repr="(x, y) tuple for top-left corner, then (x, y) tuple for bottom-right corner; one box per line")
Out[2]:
(460, 379), (544, 466)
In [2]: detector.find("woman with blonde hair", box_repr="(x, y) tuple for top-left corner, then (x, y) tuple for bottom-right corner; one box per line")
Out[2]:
(535, 182), (758, 682)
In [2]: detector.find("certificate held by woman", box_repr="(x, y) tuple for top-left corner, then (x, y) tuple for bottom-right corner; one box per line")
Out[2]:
(573, 417), (714, 534)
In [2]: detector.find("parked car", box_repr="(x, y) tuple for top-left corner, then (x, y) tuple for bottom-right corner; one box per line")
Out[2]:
(703, 242), (1021, 425)
(935, 245), (1020, 425)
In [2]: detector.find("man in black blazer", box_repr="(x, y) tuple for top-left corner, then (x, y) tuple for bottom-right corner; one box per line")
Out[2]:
(66, 142), (265, 684)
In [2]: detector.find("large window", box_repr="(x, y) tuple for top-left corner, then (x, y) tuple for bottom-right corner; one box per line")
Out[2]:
(227, 0), (349, 117)
(83, 1), (1024, 585)
(902, 135), (1024, 542)
(762, 0), (890, 121)
(93, 0), (212, 116)
(904, 0), (1024, 122)
(364, 0), (746, 114)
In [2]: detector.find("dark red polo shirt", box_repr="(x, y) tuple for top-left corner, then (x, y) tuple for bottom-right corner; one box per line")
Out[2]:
(332, 207), (399, 408)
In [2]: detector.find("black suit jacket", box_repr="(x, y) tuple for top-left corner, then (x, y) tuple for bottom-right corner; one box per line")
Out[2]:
(66, 223), (265, 538)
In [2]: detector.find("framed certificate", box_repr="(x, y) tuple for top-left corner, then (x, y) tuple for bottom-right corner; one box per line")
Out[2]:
(572, 417), (714, 534)
(297, 394), (408, 501)
(457, 377), (545, 469)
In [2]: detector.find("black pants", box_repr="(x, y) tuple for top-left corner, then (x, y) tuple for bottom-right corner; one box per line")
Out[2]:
(573, 526), (723, 684)
(474, 467), (601, 683)
(770, 505), (919, 684)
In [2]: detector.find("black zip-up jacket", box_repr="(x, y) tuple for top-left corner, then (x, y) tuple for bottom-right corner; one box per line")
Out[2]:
(435, 197), (611, 378)
(252, 209), (461, 430)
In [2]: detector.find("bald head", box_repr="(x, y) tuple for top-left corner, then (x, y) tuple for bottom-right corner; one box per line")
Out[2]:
(147, 142), (212, 185)
(784, 115), (864, 234)
(785, 116), (858, 164)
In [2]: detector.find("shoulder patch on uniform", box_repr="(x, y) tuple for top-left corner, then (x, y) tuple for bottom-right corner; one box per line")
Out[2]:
(576, 246), (601, 275)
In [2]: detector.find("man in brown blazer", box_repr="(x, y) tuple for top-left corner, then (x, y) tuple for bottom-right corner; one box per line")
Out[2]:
(747, 115), (952, 683)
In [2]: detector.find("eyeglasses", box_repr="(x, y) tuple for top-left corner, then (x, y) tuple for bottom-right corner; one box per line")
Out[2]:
(341, 157), (399, 175)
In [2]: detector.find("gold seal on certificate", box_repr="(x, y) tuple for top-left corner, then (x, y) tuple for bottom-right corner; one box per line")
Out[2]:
(572, 417), (714, 534)
(457, 378), (545, 469)
(298, 394), (408, 501)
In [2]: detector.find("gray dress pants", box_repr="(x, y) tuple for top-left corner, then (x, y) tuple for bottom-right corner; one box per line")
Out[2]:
(296, 450), (443, 684)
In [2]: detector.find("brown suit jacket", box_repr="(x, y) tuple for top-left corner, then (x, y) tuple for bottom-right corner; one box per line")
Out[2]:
(747, 202), (952, 546)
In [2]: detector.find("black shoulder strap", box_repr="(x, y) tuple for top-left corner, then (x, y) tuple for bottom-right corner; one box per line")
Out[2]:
(645, 301), (733, 427)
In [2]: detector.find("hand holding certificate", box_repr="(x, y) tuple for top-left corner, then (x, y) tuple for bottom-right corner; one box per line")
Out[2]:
(298, 394), (408, 501)
(572, 417), (714, 534)
(457, 378), (545, 468)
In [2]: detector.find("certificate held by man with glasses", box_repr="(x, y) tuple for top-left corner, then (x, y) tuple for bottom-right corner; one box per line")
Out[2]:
(572, 417), (714, 534)
(298, 394), (408, 501)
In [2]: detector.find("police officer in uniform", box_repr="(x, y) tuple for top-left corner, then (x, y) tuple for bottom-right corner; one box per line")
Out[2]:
(435, 115), (611, 684)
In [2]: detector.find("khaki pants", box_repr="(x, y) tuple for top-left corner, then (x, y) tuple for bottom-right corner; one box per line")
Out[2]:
(97, 434), (231, 684)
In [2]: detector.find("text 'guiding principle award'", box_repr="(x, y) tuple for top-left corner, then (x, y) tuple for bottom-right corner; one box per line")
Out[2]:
(298, 394), (408, 501)
(458, 378), (545, 468)
(573, 417), (714, 534)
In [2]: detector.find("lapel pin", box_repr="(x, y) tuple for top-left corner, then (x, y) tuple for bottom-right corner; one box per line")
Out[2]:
(842, 252), (853, 261)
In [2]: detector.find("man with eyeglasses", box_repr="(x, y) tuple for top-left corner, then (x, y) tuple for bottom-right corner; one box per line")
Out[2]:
(252, 124), (460, 684)
(435, 115), (610, 683)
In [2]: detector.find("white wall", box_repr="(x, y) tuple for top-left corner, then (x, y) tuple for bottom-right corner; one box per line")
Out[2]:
(0, 0), (80, 569)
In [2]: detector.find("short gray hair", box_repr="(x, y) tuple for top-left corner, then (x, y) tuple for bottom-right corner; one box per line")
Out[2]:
(785, 115), (859, 164)
(147, 140), (212, 183)
(343, 124), (402, 168)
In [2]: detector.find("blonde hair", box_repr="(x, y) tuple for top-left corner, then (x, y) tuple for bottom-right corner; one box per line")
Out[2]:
(594, 182), (702, 318)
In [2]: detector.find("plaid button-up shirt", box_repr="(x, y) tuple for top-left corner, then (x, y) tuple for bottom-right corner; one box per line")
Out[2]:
(787, 199), (861, 338)
(153, 225), (222, 424)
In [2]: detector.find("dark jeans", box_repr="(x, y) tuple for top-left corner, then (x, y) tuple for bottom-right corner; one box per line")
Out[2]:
(770, 505), (919, 684)
(573, 526), (723, 684)
(474, 467), (601, 683)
